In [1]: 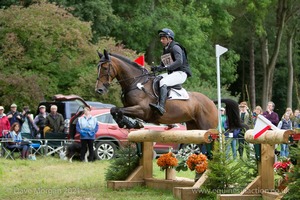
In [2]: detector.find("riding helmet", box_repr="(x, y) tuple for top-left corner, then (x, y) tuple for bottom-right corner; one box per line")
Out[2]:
(158, 28), (175, 39)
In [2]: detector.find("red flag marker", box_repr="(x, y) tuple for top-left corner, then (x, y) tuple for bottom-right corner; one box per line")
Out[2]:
(134, 55), (144, 67)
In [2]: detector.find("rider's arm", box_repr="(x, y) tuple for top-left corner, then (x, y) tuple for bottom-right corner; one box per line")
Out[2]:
(165, 45), (183, 71)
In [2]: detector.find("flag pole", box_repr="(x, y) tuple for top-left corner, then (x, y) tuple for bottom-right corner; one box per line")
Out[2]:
(216, 44), (228, 151)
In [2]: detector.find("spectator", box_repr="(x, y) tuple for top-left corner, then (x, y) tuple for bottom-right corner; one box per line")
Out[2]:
(277, 112), (292, 157)
(220, 107), (227, 132)
(224, 127), (238, 160)
(293, 109), (300, 128)
(21, 106), (38, 137)
(0, 106), (10, 137)
(33, 105), (49, 139)
(253, 106), (263, 125)
(238, 101), (252, 158)
(45, 105), (65, 134)
(252, 105), (264, 160)
(6, 103), (23, 126)
(239, 101), (253, 128)
(76, 107), (98, 162)
(7, 122), (30, 159)
(262, 101), (279, 126)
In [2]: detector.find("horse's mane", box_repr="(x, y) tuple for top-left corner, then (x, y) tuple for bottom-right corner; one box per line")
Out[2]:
(110, 53), (143, 70)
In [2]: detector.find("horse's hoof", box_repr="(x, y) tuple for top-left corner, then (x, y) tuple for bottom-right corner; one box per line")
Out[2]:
(134, 121), (144, 129)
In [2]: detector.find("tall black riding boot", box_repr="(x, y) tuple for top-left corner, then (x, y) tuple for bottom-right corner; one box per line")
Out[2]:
(149, 84), (168, 116)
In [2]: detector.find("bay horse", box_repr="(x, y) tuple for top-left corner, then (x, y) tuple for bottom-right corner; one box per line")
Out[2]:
(95, 50), (242, 131)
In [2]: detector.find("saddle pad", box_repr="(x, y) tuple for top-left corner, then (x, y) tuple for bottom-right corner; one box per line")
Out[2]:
(168, 88), (189, 100)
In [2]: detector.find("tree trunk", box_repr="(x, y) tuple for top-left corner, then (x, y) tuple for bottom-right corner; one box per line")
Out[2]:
(145, 37), (157, 65)
(261, 0), (287, 110)
(286, 28), (295, 108)
(249, 32), (256, 109)
(261, 37), (269, 110)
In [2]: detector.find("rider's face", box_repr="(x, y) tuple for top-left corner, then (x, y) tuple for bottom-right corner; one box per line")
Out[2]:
(160, 36), (171, 47)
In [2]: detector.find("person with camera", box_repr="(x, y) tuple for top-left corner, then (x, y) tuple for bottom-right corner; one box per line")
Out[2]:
(6, 103), (23, 126)
(21, 106), (38, 138)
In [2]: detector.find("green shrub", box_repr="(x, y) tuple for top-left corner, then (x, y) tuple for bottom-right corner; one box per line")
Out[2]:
(105, 143), (140, 181)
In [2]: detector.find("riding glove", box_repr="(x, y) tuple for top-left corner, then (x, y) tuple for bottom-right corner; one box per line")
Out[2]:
(151, 65), (166, 72)
(156, 66), (166, 72)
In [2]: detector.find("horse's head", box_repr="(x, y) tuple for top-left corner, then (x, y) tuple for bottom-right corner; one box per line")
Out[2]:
(95, 49), (115, 95)
(95, 49), (149, 95)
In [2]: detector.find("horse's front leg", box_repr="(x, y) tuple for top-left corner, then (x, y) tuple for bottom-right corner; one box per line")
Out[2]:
(110, 106), (145, 129)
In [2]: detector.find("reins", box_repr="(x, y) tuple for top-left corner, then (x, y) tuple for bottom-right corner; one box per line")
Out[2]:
(97, 60), (153, 87)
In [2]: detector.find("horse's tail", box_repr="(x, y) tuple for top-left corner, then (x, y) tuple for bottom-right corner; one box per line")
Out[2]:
(213, 99), (243, 130)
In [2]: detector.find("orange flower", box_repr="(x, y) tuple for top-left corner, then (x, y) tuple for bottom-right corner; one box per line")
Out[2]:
(186, 153), (208, 173)
(157, 152), (178, 170)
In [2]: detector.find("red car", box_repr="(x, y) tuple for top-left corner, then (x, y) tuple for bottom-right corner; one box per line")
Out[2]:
(69, 108), (194, 160)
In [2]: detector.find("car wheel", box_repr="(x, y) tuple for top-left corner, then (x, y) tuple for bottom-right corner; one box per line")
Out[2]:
(181, 144), (201, 154)
(95, 141), (117, 160)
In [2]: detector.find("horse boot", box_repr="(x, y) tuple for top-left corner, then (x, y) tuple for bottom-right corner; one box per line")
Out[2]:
(149, 84), (168, 116)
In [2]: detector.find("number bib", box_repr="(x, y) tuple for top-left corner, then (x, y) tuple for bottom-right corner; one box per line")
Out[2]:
(161, 53), (174, 66)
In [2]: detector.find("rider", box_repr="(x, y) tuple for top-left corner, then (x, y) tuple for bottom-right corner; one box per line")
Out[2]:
(150, 28), (192, 115)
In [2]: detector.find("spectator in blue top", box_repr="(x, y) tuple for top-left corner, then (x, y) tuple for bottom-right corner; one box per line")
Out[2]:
(277, 112), (292, 157)
(8, 122), (30, 159)
(76, 107), (98, 162)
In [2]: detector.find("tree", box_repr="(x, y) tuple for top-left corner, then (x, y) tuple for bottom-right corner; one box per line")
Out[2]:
(110, 0), (239, 95)
(258, 0), (300, 108)
(285, 3), (300, 108)
(49, 0), (120, 43)
(0, 2), (97, 108)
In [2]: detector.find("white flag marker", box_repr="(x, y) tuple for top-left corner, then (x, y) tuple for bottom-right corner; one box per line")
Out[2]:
(253, 115), (279, 139)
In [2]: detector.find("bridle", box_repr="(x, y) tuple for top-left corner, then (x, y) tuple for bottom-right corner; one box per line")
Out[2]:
(95, 61), (116, 90)
(95, 59), (151, 91)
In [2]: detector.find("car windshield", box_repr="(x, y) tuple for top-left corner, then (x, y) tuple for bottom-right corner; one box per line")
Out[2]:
(66, 100), (85, 119)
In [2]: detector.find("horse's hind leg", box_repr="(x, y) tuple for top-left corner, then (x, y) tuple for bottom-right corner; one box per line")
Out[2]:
(110, 107), (144, 129)
(186, 120), (214, 159)
(185, 121), (198, 130)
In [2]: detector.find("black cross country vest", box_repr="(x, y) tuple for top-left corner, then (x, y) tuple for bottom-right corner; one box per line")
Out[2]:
(162, 41), (192, 77)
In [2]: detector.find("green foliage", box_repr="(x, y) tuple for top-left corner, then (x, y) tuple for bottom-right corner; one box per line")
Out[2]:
(201, 140), (257, 198)
(105, 143), (140, 181)
(204, 141), (241, 190)
(50, 0), (120, 43)
(175, 147), (193, 172)
(110, 0), (240, 85)
(0, 2), (97, 108)
(283, 144), (300, 200)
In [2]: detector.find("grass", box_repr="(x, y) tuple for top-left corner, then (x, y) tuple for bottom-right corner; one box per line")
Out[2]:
(0, 156), (195, 200)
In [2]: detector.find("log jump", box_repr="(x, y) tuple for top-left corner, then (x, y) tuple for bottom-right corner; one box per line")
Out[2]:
(244, 129), (293, 144)
(218, 129), (297, 200)
(107, 129), (298, 200)
(107, 129), (217, 200)
(128, 129), (217, 144)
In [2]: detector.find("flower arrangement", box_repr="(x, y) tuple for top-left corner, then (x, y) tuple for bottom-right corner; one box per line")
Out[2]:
(273, 157), (292, 178)
(157, 152), (178, 170)
(186, 153), (208, 174)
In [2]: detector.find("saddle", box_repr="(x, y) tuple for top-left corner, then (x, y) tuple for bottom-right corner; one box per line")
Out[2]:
(152, 76), (189, 100)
